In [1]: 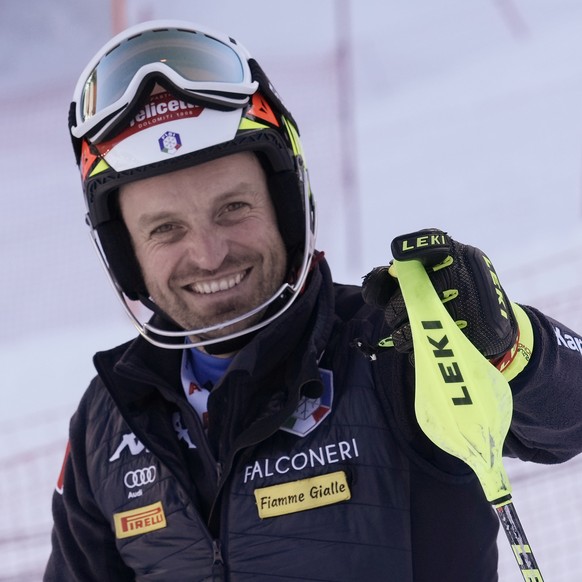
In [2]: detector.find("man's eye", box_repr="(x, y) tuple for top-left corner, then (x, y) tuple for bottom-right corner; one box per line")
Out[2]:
(219, 201), (252, 221)
(224, 201), (247, 213)
(151, 223), (176, 236)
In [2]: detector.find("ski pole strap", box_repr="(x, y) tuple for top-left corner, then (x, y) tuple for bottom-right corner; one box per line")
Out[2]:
(495, 303), (534, 382)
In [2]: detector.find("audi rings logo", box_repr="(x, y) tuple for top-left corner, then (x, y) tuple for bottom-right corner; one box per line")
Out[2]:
(124, 466), (157, 489)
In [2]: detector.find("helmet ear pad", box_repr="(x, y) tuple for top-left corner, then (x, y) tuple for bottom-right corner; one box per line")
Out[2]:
(97, 210), (148, 301)
(267, 170), (305, 253)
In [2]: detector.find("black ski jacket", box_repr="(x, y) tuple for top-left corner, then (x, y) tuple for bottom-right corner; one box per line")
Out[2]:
(45, 259), (582, 581)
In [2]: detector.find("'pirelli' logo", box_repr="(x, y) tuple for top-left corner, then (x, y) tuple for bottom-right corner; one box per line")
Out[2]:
(113, 501), (167, 539)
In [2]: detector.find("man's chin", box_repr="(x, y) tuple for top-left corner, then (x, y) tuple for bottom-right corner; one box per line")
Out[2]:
(183, 310), (265, 341)
(160, 295), (269, 340)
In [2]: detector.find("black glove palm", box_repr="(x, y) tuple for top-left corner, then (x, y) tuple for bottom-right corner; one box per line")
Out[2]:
(362, 229), (518, 361)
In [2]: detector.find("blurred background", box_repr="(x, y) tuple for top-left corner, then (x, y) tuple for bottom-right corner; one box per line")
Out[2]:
(1, 0), (582, 579)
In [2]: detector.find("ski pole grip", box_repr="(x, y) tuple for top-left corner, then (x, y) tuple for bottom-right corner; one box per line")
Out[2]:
(391, 229), (452, 266)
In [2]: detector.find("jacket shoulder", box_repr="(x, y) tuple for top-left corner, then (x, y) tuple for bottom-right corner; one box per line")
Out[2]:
(333, 282), (379, 323)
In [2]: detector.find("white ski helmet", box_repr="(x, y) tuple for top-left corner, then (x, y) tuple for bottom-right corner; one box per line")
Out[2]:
(69, 20), (316, 350)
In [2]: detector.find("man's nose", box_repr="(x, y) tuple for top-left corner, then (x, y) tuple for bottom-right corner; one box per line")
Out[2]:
(183, 225), (229, 272)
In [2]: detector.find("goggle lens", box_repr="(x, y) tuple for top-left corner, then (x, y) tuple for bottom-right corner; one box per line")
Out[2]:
(79, 28), (247, 122)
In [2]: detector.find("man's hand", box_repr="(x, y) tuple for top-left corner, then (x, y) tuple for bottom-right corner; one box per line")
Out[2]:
(362, 228), (518, 362)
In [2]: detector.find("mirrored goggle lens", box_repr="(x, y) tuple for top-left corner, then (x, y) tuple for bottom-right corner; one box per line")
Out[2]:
(80, 28), (248, 122)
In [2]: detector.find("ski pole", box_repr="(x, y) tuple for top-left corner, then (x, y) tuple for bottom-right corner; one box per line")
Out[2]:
(392, 257), (544, 582)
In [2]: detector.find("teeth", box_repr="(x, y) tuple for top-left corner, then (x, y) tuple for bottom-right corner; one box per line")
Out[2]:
(191, 272), (244, 295)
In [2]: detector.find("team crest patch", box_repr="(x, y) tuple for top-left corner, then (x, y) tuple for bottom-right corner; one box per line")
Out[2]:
(113, 501), (167, 539)
(280, 368), (333, 436)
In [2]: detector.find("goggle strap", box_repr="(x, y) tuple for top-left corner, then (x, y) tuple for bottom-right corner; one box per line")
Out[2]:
(249, 59), (299, 134)
(89, 75), (171, 144)
(81, 73), (254, 145)
(68, 101), (83, 165)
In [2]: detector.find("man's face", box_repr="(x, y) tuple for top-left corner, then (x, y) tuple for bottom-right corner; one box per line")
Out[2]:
(119, 152), (288, 341)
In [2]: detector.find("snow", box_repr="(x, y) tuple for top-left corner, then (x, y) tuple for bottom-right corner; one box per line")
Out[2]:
(1, 0), (582, 579)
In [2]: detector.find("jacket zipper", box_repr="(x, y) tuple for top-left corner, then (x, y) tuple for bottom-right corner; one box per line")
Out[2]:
(212, 539), (224, 579)
(207, 375), (311, 529)
(125, 409), (227, 574)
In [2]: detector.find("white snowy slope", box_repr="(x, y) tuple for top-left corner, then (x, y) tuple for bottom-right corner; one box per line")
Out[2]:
(1, 1), (581, 580)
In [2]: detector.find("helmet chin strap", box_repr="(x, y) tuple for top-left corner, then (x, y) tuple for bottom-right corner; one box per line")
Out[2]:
(202, 331), (258, 356)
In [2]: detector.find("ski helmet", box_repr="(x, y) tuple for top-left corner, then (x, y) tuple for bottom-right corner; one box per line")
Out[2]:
(69, 20), (316, 350)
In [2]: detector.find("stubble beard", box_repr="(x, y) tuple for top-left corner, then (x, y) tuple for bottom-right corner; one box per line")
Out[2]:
(147, 254), (287, 340)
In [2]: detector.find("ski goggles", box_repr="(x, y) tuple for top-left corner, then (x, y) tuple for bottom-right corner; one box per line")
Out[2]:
(70, 20), (258, 144)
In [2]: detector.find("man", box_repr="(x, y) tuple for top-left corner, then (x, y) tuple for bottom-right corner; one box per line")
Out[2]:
(45, 20), (582, 581)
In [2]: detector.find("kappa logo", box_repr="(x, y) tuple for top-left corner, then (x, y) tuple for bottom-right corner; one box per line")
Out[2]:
(109, 415), (196, 464)
(109, 433), (149, 462)
(172, 412), (197, 449)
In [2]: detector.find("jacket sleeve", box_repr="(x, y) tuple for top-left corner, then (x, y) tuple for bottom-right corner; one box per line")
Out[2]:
(43, 387), (135, 581)
(503, 304), (582, 463)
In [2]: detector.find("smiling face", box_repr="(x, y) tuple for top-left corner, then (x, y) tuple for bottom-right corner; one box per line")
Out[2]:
(119, 151), (288, 342)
